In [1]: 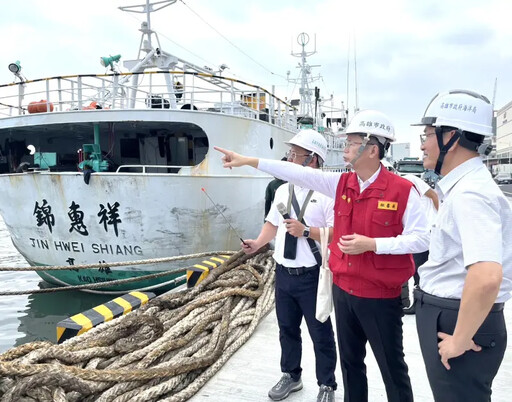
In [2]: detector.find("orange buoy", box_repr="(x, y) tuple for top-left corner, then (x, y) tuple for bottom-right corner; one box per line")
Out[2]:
(28, 100), (54, 114)
(82, 101), (101, 110)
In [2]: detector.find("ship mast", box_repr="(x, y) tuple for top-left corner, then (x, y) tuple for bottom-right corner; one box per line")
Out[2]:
(287, 33), (322, 127)
(118, 0), (223, 108)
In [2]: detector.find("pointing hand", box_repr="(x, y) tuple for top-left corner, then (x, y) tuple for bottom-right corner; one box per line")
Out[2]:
(214, 146), (258, 169)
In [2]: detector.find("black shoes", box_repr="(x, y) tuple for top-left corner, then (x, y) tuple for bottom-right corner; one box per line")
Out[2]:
(268, 373), (303, 400)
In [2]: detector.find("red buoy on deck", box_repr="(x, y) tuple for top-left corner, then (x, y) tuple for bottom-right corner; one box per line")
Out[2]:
(28, 100), (54, 114)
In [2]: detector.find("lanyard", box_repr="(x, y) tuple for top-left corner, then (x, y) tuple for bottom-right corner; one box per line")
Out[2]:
(286, 184), (314, 221)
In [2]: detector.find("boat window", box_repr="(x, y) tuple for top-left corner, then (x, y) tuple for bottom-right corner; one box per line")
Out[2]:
(0, 121), (209, 174)
(120, 139), (140, 159)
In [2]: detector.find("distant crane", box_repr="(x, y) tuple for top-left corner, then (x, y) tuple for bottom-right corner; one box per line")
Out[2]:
(492, 77), (497, 108)
(346, 32), (359, 121)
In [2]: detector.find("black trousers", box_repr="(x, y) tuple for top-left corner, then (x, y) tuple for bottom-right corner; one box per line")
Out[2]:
(333, 285), (413, 402)
(414, 289), (507, 402)
(275, 264), (337, 389)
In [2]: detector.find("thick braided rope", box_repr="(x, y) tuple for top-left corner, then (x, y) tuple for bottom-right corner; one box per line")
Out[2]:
(0, 249), (276, 401)
(0, 251), (236, 271)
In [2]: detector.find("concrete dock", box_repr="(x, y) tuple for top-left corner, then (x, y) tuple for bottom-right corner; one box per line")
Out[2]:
(190, 305), (512, 401)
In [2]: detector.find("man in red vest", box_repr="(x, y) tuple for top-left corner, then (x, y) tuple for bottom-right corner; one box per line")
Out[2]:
(215, 110), (430, 402)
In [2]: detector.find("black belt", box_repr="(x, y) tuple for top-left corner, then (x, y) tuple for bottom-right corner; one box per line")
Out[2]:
(414, 288), (504, 312)
(276, 263), (319, 276)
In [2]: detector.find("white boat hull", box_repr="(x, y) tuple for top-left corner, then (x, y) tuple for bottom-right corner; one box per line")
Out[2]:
(0, 172), (272, 264)
(0, 53), (344, 291)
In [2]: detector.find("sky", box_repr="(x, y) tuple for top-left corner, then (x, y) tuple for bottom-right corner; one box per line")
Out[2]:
(2, 0), (512, 157)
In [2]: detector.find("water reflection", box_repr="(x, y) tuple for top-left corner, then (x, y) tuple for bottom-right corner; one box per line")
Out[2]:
(0, 217), (114, 351)
(14, 287), (113, 347)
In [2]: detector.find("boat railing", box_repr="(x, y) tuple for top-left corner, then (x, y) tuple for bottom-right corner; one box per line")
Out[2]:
(116, 164), (192, 174)
(0, 71), (297, 130)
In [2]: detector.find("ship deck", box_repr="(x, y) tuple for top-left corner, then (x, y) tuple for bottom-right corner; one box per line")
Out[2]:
(190, 305), (512, 401)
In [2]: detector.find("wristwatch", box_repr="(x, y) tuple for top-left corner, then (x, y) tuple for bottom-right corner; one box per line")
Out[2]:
(302, 226), (310, 238)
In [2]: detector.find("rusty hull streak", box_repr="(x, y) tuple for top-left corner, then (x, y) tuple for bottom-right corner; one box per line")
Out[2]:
(49, 174), (72, 213)
(191, 157), (208, 176)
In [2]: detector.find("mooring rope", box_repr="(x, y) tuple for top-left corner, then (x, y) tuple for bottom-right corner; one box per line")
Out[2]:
(0, 251), (236, 271)
(0, 248), (276, 401)
(0, 268), (186, 296)
(0, 251), (236, 296)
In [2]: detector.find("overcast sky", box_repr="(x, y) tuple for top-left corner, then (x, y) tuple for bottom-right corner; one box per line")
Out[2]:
(2, 0), (511, 156)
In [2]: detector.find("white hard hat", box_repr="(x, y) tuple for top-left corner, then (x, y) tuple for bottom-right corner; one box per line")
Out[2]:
(413, 90), (493, 137)
(346, 110), (395, 143)
(285, 129), (328, 161)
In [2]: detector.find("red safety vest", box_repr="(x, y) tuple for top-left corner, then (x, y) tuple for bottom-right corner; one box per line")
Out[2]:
(329, 166), (415, 298)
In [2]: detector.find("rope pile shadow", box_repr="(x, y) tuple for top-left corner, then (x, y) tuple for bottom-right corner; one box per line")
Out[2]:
(0, 248), (275, 402)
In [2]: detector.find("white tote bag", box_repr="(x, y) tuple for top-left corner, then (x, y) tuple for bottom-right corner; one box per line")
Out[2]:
(315, 227), (333, 322)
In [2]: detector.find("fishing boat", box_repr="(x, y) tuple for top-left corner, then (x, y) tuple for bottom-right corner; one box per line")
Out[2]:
(0, 0), (345, 292)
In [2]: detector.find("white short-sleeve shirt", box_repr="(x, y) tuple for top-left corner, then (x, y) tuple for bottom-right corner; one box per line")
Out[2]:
(419, 157), (512, 303)
(266, 183), (334, 267)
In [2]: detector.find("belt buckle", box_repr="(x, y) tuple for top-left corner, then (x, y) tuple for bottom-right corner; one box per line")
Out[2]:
(287, 267), (299, 275)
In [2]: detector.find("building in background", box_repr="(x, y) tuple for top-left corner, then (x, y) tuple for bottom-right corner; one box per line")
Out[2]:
(493, 102), (512, 174)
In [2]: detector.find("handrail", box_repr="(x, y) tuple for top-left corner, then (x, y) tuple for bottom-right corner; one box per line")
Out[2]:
(116, 164), (192, 173)
(0, 71), (298, 131)
(0, 70), (293, 108)
(0, 70), (296, 105)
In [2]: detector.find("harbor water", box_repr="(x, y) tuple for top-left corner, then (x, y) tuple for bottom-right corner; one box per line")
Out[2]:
(0, 216), (113, 352)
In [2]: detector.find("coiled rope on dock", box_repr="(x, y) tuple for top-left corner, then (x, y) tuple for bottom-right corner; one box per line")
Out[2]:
(0, 248), (275, 402)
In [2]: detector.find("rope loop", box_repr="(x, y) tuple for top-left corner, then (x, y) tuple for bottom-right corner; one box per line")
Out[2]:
(0, 248), (276, 402)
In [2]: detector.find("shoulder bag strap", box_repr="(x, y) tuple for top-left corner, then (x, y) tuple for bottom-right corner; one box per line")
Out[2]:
(290, 187), (322, 266)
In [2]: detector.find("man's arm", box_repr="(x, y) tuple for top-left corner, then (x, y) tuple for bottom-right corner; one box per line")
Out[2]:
(374, 186), (430, 254)
(241, 221), (278, 254)
(437, 191), (506, 368)
(215, 146), (341, 199)
(438, 261), (502, 369)
(338, 187), (430, 255)
(425, 188), (439, 210)
(284, 219), (333, 242)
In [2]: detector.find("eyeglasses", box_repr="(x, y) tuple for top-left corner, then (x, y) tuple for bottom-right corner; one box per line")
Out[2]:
(342, 140), (379, 150)
(343, 140), (363, 149)
(286, 150), (312, 160)
(420, 132), (436, 145)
